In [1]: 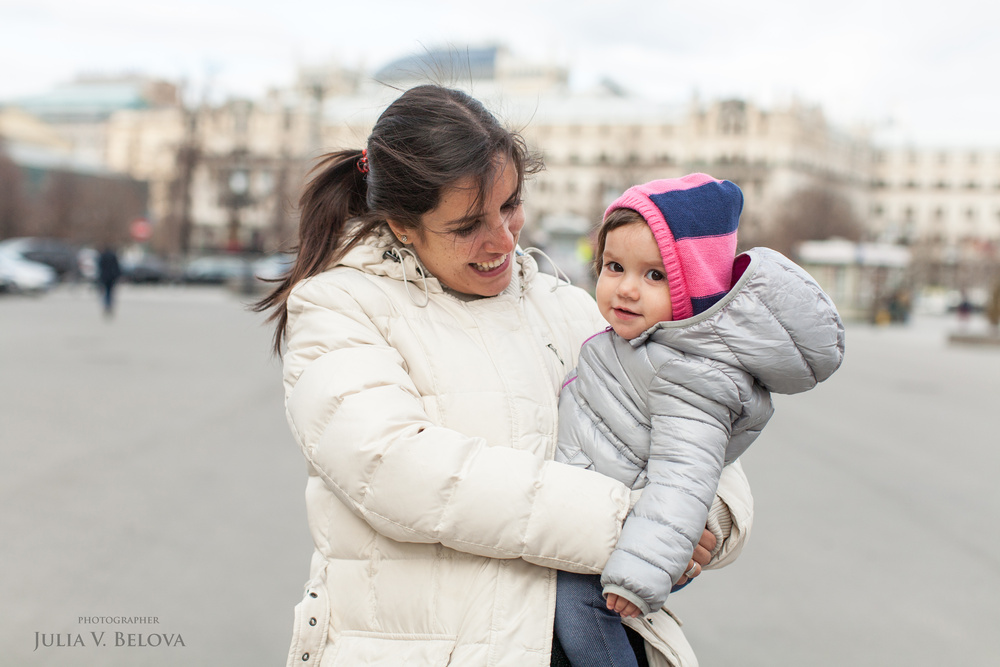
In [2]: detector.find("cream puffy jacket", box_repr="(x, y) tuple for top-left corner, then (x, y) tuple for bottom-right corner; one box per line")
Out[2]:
(280, 228), (754, 667)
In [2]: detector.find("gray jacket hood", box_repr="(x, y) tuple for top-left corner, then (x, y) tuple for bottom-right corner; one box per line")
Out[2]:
(634, 246), (845, 394)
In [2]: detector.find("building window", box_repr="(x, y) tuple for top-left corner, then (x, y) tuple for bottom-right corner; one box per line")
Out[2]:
(966, 208), (977, 221)
(872, 205), (884, 217)
(906, 180), (919, 189)
(966, 181), (979, 190)
(904, 207), (915, 221)
(934, 180), (949, 189)
(718, 100), (747, 135)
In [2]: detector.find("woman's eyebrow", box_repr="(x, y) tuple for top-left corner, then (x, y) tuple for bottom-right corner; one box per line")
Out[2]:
(443, 212), (482, 229)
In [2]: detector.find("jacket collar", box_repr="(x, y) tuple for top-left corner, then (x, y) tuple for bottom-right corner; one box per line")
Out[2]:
(334, 224), (537, 303)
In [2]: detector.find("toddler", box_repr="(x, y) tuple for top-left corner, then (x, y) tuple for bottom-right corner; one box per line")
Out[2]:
(554, 173), (845, 666)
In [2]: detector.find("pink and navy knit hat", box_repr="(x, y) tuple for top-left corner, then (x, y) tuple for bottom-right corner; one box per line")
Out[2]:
(605, 173), (743, 320)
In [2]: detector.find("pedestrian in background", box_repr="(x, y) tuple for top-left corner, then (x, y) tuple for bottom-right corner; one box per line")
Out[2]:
(256, 85), (754, 667)
(96, 246), (121, 317)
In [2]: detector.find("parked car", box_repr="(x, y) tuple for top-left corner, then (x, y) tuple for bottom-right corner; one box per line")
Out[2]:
(0, 251), (58, 293)
(181, 255), (251, 284)
(121, 253), (177, 283)
(0, 237), (83, 281)
(252, 253), (295, 281)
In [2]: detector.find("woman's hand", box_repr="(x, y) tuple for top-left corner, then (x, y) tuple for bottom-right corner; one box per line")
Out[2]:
(675, 528), (717, 586)
(606, 593), (642, 619)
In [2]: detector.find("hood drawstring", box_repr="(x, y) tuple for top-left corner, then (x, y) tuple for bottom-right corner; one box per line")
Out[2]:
(521, 247), (572, 292)
(384, 246), (430, 307)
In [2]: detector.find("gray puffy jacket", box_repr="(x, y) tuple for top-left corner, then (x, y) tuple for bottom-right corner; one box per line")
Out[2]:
(556, 247), (845, 614)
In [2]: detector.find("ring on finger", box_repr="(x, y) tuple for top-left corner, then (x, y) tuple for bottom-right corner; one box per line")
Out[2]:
(685, 563), (700, 578)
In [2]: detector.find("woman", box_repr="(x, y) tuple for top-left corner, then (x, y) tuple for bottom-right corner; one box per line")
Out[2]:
(257, 85), (753, 667)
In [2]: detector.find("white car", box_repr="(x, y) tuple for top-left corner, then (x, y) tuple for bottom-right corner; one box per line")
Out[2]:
(0, 250), (58, 293)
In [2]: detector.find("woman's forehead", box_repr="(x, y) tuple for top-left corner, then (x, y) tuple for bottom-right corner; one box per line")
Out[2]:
(429, 162), (518, 227)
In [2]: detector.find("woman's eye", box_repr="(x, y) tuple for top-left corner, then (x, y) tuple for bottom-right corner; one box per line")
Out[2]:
(646, 270), (665, 281)
(501, 198), (522, 212)
(453, 223), (480, 237)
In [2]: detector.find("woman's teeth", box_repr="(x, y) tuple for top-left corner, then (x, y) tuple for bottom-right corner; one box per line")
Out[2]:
(473, 255), (507, 271)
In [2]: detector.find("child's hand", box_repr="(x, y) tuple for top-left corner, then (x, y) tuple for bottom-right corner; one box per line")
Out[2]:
(606, 593), (641, 618)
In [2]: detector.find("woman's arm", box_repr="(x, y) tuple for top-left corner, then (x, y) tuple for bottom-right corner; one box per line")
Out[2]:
(283, 273), (631, 573)
(704, 459), (753, 569)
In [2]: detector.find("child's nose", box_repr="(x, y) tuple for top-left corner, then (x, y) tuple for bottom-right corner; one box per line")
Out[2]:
(617, 275), (639, 299)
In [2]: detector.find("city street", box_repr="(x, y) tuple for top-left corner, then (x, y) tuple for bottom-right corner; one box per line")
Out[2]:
(2, 285), (999, 666)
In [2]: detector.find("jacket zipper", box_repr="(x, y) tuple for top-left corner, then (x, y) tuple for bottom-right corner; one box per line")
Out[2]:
(546, 342), (565, 370)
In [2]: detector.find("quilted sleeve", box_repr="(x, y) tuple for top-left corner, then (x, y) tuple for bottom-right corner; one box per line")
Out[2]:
(282, 273), (631, 573)
(600, 357), (738, 615)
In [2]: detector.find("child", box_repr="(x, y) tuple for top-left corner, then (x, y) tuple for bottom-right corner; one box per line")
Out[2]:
(554, 173), (845, 667)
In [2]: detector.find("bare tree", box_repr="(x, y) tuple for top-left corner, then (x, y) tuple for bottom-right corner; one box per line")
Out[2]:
(763, 186), (864, 256)
(0, 147), (26, 239)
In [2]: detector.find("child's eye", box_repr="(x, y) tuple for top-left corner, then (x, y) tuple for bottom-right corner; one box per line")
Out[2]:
(645, 269), (665, 281)
(604, 261), (623, 273)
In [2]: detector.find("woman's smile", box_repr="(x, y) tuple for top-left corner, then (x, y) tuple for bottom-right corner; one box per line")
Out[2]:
(472, 253), (510, 273)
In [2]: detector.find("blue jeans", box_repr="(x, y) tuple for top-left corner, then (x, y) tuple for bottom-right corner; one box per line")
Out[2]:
(554, 571), (638, 667)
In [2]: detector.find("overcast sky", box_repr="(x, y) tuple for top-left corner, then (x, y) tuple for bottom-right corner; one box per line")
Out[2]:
(2, 0), (997, 148)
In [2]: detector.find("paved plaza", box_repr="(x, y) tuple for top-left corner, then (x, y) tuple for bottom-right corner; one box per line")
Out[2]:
(2, 284), (998, 666)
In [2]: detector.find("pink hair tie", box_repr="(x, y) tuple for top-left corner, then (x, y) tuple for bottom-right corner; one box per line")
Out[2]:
(357, 149), (369, 174)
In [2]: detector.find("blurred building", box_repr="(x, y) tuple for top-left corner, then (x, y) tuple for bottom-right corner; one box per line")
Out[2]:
(106, 92), (309, 254)
(0, 106), (147, 245)
(868, 146), (1000, 292)
(13, 75), (179, 167)
(8, 46), (998, 297)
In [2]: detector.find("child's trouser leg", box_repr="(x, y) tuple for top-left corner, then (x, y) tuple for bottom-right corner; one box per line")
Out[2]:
(554, 571), (639, 667)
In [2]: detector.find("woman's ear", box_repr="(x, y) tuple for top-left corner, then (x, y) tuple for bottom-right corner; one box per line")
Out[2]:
(385, 219), (411, 244)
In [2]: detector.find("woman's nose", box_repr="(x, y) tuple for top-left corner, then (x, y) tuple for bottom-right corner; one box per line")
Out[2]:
(483, 217), (516, 253)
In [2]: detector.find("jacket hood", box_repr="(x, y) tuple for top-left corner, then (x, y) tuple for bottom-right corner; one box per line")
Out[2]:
(633, 247), (845, 394)
(332, 224), (537, 300)
(605, 174), (742, 320)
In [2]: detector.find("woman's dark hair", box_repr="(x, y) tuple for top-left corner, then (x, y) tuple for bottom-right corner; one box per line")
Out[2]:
(593, 207), (645, 275)
(254, 85), (542, 354)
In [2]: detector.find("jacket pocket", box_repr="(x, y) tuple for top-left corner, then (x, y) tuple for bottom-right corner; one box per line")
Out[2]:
(286, 578), (331, 667)
(322, 632), (457, 666)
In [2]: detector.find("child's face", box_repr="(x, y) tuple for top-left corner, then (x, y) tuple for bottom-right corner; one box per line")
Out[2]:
(595, 221), (673, 340)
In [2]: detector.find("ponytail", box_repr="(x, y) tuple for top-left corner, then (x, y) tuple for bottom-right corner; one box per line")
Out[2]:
(253, 149), (380, 355)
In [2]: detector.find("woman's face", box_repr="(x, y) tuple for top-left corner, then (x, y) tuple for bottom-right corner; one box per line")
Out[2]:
(390, 160), (524, 297)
